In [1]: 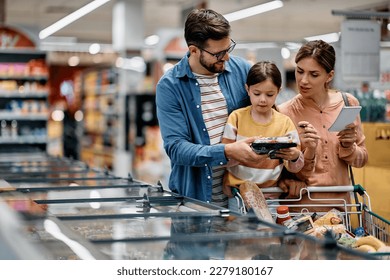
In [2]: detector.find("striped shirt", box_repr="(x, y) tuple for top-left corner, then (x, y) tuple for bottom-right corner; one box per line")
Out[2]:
(195, 73), (228, 207)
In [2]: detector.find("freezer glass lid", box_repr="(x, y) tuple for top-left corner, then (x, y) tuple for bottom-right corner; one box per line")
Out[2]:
(3, 170), (119, 181)
(38, 195), (222, 217)
(61, 215), (269, 240)
(21, 218), (109, 260)
(64, 214), (364, 260)
(9, 177), (148, 191)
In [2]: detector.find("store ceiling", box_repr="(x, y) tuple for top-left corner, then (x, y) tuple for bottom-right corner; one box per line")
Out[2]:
(3, 0), (390, 48)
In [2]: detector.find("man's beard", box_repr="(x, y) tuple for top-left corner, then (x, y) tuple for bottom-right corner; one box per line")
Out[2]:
(199, 54), (225, 74)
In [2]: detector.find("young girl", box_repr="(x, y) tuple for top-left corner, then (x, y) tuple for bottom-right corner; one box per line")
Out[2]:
(221, 61), (304, 212)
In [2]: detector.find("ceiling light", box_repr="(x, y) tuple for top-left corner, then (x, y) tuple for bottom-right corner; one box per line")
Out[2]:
(51, 110), (65, 122)
(74, 110), (84, 122)
(145, 35), (160, 46)
(39, 0), (111, 39)
(223, 0), (284, 22)
(281, 47), (290, 59)
(236, 42), (279, 49)
(68, 56), (80, 67)
(116, 56), (146, 72)
(89, 43), (101, 54)
(304, 32), (340, 43)
(285, 42), (302, 50)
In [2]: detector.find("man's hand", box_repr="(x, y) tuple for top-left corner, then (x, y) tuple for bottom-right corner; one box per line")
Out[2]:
(224, 137), (267, 165)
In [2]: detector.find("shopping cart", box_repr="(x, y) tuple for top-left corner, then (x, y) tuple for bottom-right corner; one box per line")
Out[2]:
(235, 184), (389, 258)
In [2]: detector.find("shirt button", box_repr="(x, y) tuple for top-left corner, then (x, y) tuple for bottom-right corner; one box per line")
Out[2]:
(196, 105), (200, 108)
(205, 164), (207, 166)
(207, 176), (211, 179)
(203, 128), (206, 131)
(220, 162), (223, 165)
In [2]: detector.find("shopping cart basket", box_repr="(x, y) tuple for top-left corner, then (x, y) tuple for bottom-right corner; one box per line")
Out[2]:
(234, 184), (389, 258)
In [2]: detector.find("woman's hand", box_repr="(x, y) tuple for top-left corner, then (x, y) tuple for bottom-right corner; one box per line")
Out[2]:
(297, 121), (321, 150)
(278, 178), (307, 198)
(337, 123), (357, 148)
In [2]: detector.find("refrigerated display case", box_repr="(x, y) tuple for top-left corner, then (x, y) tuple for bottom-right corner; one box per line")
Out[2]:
(0, 153), (383, 260)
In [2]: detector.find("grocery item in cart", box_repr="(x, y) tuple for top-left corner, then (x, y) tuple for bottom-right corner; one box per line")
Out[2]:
(313, 208), (343, 227)
(276, 205), (292, 226)
(353, 236), (386, 252)
(311, 208), (347, 238)
(239, 181), (274, 223)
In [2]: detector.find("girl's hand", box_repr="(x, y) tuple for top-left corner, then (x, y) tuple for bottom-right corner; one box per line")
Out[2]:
(275, 147), (301, 161)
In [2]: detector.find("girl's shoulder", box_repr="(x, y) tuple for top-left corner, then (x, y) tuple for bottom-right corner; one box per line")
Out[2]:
(273, 108), (294, 122)
(229, 105), (251, 118)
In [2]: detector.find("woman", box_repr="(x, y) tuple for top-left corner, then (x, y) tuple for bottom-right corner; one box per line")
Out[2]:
(277, 40), (368, 211)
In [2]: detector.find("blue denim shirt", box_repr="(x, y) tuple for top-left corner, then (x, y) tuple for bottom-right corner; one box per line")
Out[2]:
(156, 53), (251, 202)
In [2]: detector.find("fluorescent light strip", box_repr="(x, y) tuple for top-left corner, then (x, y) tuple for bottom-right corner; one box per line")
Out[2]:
(304, 32), (340, 43)
(224, 0), (284, 22)
(39, 0), (111, 39)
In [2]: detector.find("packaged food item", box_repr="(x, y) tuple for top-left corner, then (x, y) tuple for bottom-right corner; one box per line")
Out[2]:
(337, 233), (357, 248)
(276, 206), (293, 226)
(251, 136), (297, 159)
(312, 224), (347, 238)
(293, 215), (315, 235)
(313, 208), (343, 227)
(353, 226), (365, 237)
(239, 181), (274, 224)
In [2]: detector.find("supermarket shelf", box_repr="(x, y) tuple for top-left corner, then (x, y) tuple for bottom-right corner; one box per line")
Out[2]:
(0, 91), (49, 98)
(0, 111), (48, 120)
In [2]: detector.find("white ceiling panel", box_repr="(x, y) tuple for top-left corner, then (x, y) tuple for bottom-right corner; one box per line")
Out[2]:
(2, 0), (390, 45)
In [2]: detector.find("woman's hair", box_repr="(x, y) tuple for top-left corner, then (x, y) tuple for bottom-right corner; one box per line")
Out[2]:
(295, 40), (336, 73)
(184, 9), (230, 49)
(246, 61), (282, 89)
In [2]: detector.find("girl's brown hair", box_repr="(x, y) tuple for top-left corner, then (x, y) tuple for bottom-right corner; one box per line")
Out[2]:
(246, 61), (282, 89)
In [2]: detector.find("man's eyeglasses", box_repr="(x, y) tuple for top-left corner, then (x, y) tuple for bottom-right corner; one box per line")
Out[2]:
(198, 39), (236, 61)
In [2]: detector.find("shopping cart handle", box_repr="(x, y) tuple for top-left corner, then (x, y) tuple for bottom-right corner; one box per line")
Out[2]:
(231, 187), (240, 196)
(262, 185), (365, 193)
(353, 184), (366, 195)
(306, 186), (355, 192)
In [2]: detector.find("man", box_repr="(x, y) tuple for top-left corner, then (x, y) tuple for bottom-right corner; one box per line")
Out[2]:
(156, 9), (262, 207)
